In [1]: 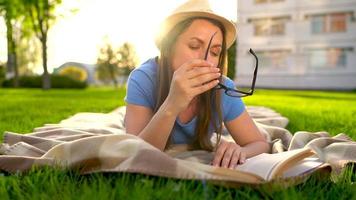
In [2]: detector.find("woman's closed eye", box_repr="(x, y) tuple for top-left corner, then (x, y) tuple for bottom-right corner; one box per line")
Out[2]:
(210, 47), (221, 57)
(188, 43), (201, 50)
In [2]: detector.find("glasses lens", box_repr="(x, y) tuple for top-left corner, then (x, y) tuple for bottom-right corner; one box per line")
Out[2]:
(226, 90), (247, 97)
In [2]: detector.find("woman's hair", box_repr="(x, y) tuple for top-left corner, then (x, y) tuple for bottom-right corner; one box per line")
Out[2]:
(154, 17), (227, 151)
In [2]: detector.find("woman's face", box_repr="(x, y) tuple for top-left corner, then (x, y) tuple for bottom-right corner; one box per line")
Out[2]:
(171, 19), (223, 71)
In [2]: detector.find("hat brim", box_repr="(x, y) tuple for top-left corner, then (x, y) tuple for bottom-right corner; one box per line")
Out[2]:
(155, 11), (237, 49)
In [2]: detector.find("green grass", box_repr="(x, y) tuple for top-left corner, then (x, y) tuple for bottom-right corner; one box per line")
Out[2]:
(0, 87), (125, 135)
(244, 89), (356, 136)
(0, 88), (356, 199)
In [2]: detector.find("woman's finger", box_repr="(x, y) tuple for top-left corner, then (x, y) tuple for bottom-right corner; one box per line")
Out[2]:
(229, 149), (240, 169)
(212, 141), (228, 166)
(186, 66), (220, 79)
(221, 144), (236, 168)
(182, 59), (214, 72)
(192, 79), (219, 96)
(189, 72), (221, 87)
(239, 151), (246, 164)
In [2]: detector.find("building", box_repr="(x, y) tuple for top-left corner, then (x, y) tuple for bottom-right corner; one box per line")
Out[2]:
(236, 0), (356, 90)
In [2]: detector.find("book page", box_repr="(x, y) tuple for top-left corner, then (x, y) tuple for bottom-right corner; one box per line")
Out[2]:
(235, 148), (312, 181)
(282, 157), (324, 178)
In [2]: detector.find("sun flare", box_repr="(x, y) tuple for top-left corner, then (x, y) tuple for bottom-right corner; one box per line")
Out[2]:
(0, 0), (236, 74)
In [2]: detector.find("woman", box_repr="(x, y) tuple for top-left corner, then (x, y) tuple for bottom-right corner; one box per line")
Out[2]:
(124, 0), (269, 169)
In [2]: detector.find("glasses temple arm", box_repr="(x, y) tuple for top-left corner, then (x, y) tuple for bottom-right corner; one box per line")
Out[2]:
(249, 48), (258, 95)
(204, 32), (218, 60)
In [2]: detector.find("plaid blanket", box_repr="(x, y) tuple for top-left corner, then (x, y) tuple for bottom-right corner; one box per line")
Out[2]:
(0, 106), (355, 186)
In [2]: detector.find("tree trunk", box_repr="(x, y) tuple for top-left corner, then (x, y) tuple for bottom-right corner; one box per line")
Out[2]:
(41, 34), (51, 90)
(5, 15), (19, 87)
(108, 65), (117, 88)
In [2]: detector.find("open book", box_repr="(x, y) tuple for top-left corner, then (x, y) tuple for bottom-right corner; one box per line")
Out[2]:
(170, 146), (326, 183)
(235, 148), (325, 181)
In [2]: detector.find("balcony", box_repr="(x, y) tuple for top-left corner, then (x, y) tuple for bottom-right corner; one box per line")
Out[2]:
(238, 0), (294, 14)
(237, 22), (295, 46)
(236, 49), (356, 76)
(238, 0), (356, 14)
(297, 0), (356, 9)
(237, 20), (356, 46)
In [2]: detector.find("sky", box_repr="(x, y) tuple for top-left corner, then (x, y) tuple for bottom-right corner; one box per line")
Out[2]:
(0, 0), (237, 74)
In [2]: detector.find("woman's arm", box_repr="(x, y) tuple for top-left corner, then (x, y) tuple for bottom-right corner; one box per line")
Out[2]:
(212, 110), (270, 168)
(125, 101), (178, 151)
(125, 59), (220, 151)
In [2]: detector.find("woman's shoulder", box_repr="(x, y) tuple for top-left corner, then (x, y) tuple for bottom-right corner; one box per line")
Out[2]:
(219, 76), (245, 121)
(133, 57), (157, 75)
(125, 58), (158, 109)
(128, 58), (157, 84)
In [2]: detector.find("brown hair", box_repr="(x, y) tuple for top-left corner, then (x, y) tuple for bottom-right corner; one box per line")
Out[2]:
(154, 17), (227, 151)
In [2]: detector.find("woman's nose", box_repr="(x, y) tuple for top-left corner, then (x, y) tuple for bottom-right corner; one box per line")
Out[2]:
(200, 49), (207, 60)
(191, 50), (206, 61)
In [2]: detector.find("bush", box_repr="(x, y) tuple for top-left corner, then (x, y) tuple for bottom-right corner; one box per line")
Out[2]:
(51, 75), (87, 88)
(2, 75), (87, 89)
(58, 66), (88, 82)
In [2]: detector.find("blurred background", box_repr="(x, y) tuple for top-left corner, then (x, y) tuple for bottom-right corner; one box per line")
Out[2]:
(0, 0), (355, 90)
(236, 0), (356, 90)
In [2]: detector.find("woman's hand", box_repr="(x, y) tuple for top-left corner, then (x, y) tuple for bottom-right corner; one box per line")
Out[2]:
(212, 139), (246, 169)
(165, 59), (220, 114)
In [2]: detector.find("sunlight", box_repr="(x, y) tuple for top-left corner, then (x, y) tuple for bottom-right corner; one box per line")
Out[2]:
(0, 0), (237, 74)
(47, 0), (184, 73)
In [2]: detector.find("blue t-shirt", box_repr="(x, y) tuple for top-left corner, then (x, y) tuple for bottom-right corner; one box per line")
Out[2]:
(124, 58), (245, 144)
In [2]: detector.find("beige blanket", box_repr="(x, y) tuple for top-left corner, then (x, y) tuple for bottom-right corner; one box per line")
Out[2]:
(0, 106), (355, 186)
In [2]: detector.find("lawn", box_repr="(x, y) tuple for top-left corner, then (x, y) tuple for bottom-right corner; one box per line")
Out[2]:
(0, 88), (355, 199)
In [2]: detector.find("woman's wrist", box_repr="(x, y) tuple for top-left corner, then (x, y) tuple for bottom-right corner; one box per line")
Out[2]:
(160, 98), (180, 117)
(242, 141), (270, 158)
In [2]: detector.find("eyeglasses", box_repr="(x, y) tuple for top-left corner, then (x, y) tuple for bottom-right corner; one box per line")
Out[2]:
(204, 33), (259, 97)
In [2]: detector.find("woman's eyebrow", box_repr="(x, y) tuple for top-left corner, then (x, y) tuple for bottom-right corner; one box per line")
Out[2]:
(189, 37), (204, 44)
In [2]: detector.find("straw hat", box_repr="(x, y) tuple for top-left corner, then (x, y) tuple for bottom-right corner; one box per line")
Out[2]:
(154, 0), (237, 49)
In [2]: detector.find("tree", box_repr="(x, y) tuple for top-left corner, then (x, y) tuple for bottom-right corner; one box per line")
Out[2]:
(0, 0), (22, 87)
(22, 0), (62, 90)
(96, 42), (118, 86)
(96, 41), (139, 87)
(1, 0), (43, 84)
(16, 36), (40, 76)
(116, 43), (139, 76)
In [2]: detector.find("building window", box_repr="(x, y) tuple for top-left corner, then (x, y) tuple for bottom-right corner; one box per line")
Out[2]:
(254, 0), (284, 4)
(255, 50), (291, 68)
(249, 16), (290, 36)
(310, 12), (352, 34)
(308, 48), (353, 68)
